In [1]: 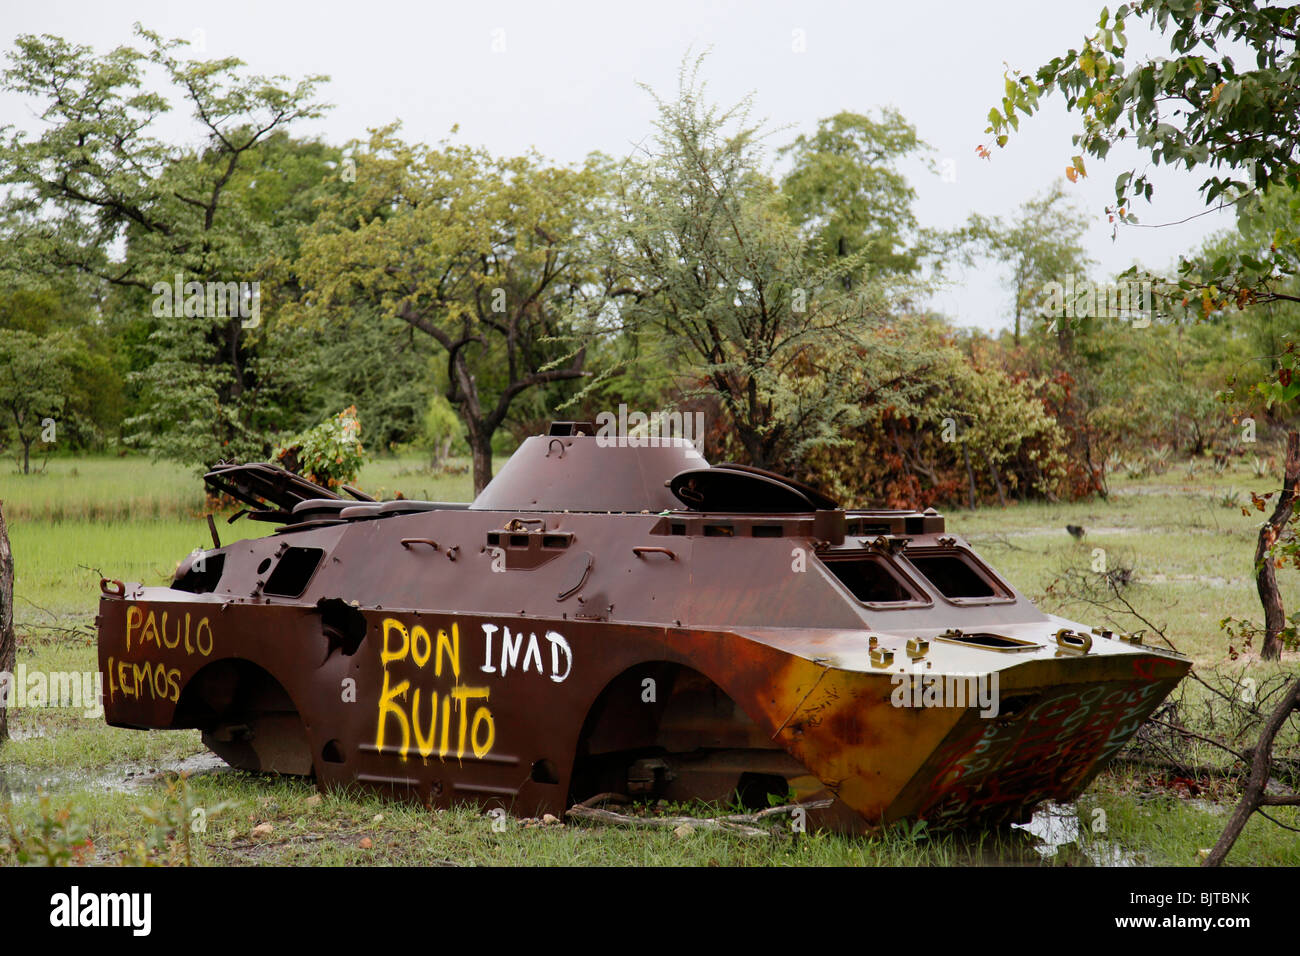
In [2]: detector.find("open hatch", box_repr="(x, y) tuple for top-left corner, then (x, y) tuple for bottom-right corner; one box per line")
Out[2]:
(817, 552), (929, 608)
(669, 466), (838, 514)
(204, 462), (343, 523)
(903, 548), (1013, 604)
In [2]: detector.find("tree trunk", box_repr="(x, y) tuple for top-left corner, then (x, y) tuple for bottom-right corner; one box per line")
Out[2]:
(1258, 431), (1300, 661)
(1203, 673), (1300, 865)
(1081, 429), (1107, 498)
(430, 436), (452, 471)
(429, 436), (451, 471)
(962, 443), (978, 510)
(0, 502), (15, 743)
(21, 439), (30, 475)
(1056, 314), (1073, 357)
(468, 429), (493, 496)
(988, 455), (1007, 507)
(734, 421), (772, 472)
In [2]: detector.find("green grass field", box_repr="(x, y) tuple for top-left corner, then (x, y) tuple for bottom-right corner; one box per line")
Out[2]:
(957, 469), (1280, 666)
(1, 452), (1297, 866)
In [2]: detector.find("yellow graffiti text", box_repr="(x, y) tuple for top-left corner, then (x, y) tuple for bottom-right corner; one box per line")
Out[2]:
(380, 618), (459, 678)
(125, 606), (213, 657)
(106, 655), (181, 704)
(374, 618), (493, 762)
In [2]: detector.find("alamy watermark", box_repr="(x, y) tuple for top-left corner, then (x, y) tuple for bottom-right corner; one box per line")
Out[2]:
(1042, 274), (1153, 327)
(1, 665), (103, 718)
(890, 671), (1000, 718)
(50, 886), (151, 936)
(151, 273), (261, 329)
(595, 404), (706, 454)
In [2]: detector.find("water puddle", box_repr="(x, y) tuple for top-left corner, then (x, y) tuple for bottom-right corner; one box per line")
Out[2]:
(0, 750), (231, 802)
(1012, 802), (1138, 866)
(7, 725), (50, 742)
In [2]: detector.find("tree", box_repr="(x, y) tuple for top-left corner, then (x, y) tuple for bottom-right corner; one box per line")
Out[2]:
(985, 0), (1300, 865)
(972, 181), (1094, 347)
(291, 127), (604, 493)
(419, 393), (465, 470)
(0, 330), (76, 473)
(0, 502), (12, 744)
(986, 2), (1300, 235)
(269, 305), (440, 454)
(803, 322), (1071, 510)
(606, 59), (930, 472)
(0, 281), (125, 450)
(0, 25), (329, 467)
(986, 1), (1300, 660)
(779, 109), (931, 285)
(1195, 185), (1300, 403)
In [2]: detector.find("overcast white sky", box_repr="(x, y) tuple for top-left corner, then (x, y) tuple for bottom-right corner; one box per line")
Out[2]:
(3, 0), (1238, 332)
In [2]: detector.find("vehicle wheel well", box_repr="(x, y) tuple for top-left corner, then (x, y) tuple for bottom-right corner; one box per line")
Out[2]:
(568, 662), (798, 810)
(173, 658), (314, 777)
(172, 658), (299, 730)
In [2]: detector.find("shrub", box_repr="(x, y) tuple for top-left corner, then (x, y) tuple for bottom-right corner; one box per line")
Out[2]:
(273, 406), (365, 490)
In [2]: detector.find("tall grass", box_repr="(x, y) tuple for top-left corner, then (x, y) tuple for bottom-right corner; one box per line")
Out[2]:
(0, 453), (478, 525)
(0, 452), (476, 624)
(0, 456), (202, 522)
(354, 456), (476, 503)
(7, 519), (271, 625)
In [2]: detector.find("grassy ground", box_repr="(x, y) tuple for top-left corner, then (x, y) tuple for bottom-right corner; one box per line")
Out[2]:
(6, 769), (1290, 867)
(0, 454), (475, 522)
(0, 454), (472, 630)
(956, 466), (1280, 666)
(1, 452), (1297, 866)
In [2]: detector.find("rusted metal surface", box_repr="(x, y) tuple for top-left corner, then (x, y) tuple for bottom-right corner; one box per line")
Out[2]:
(96, 424), (1191, 832)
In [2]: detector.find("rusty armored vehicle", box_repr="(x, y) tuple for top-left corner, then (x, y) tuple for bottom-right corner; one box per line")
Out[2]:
(96, 422), (1190, 832)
